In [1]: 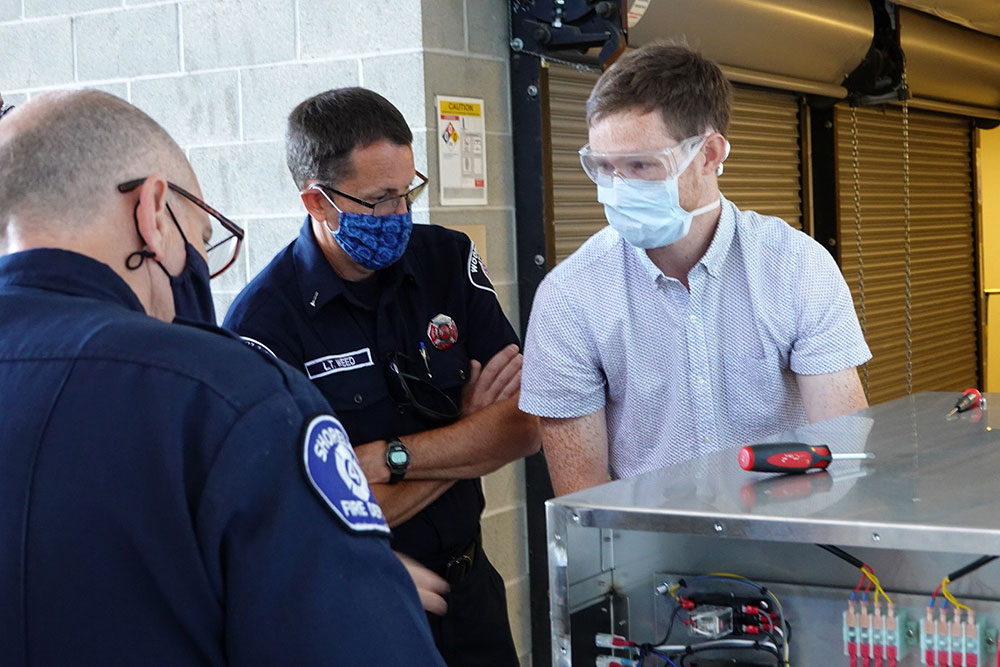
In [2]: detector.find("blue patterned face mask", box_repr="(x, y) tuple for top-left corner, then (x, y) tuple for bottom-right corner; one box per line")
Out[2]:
(311, 186), (413, 270)
(331, 210), (413, 270)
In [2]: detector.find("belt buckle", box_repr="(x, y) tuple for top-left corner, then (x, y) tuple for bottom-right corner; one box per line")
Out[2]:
(445, 553), (473, 585)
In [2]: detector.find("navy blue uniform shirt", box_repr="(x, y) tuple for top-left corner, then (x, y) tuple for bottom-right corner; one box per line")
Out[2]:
(0, 249), (443, 666)
(224, 219), (518, 565)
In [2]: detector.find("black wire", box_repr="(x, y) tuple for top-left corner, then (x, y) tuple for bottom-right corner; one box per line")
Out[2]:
(948, 555), (999, 582)
(817, 544), (865, 569)
(676, 643), (782, 667)
(657, 603), (683, 645)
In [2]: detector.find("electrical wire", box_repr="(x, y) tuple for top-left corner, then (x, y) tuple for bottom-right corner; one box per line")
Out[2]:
(818, 545), (892, 605)
(928, 555), (997, 610)
(667, 573), (789, 666)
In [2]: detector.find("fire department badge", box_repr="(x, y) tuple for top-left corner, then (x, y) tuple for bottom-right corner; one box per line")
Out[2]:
(427, 314), (458, 350)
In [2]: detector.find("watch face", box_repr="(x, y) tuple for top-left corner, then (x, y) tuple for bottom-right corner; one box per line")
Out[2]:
(389, 450), (409, 466)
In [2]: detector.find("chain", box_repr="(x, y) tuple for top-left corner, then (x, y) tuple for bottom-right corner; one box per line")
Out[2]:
(901, 72), (913, 395)
(850, 105), (870, 398)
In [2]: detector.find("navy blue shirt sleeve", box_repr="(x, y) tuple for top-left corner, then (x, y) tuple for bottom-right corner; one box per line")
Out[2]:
(198, 391), (443, 665)
(453, 233), (519, 363)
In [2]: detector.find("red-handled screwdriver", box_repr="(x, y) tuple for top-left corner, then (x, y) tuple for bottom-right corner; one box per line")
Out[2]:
(738, 442), (874, 474)
(946, 388), (982, 417)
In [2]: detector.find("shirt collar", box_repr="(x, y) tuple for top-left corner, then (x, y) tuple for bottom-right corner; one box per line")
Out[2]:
(0, 248), (146, 313)
(699, 195), (736, 278)
(291, 215), (419, 315)
(631, 195), (735, 282)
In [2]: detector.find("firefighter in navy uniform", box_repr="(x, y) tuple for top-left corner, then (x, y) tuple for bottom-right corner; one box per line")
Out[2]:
(0, 90), (444, 666)
(224, 87), (539, 665)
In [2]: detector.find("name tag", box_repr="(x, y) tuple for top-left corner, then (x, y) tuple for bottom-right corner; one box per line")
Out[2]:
(304, 348), (374, 380)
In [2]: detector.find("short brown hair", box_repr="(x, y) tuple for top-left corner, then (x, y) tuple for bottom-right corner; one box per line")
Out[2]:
(587, 42), (733, 139)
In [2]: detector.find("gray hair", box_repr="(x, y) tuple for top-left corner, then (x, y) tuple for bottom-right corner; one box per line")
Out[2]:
(0, 89), (189, 237)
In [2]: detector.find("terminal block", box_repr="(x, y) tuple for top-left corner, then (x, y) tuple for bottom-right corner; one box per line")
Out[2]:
(918, 607), (998, 666)
(844, 599), (908, 667)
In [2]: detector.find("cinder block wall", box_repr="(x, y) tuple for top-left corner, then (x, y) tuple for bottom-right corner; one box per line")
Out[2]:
(1, 0), (531, 662)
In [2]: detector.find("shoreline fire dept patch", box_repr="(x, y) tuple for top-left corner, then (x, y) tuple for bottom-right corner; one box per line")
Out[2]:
(302, 415), (390, 535)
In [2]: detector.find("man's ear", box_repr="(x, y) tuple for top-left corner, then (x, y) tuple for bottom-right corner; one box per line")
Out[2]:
(300, 187), (331, 223)
(134, 175), (172, 261)
(700, 133), (728, 177)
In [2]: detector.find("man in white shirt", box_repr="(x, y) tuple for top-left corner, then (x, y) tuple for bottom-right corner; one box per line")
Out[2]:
(519, 43), (871, 496)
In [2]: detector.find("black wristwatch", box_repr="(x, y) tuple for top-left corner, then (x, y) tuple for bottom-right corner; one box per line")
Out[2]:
(385, 438), (410, 484)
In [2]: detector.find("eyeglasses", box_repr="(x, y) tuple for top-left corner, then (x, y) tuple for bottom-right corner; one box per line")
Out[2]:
(0, 103), (14, 120)
(578, 134), (708, 186)
(385, 350), (460, 423)
(117, 178), (245, 279)
(312, 170), (429, 217)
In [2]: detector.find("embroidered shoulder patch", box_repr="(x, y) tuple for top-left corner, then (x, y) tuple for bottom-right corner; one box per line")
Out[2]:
(240, 336), (278, 359)
(302, 415), (390, 535)
(467, 242), (496, 294)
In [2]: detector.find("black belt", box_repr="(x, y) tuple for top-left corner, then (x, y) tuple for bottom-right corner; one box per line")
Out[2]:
(439, 533), (480, 586)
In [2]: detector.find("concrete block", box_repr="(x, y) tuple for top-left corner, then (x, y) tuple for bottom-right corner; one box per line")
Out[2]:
(299, 0), (421, 58)
(504, 575), (532, 661)
(423, 52), (509, 133)
(76, 5), (180, 80)
(467, 0), (510, 60)
(482, 458), (525, 512)
(83, 82), (129, 100)
(1, 92), (28, 108)
(212, 290), (238, 327)
(430, 208), (515, 284)
(210, 236), (248, 293)
(183, 0), (295, 71)
(0, 19), (73, 89)
(359, 52), (426, 131)
(132, 72), (239, 146)
(242, 60), (358, 141)
(189, 140), (301, 217)
(485, 132), (514, 207)
(245, 216), (304, 279)
(25, 0), (119, 18)
(492, 280), (519, 332)
(480, 505), (528, 582)
(420, 0), (465, 52)
(0, 0), (21, 21)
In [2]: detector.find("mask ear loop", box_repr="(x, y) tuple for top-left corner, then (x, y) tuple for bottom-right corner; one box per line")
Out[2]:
(717, 137), (732, 176)
(308, 185), (343, 235)
(125, 201), (156, 270)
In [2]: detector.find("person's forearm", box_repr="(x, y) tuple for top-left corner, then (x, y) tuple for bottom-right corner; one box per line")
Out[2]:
(356, 395), (540, 483)
(370, 479), (456, 527)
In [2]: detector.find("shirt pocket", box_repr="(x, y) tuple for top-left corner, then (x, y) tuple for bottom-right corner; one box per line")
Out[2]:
(307, 350), (390, 415)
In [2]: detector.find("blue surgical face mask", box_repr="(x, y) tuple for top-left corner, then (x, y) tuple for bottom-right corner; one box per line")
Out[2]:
(596, 137), (721, 249)
(125, 203), (217, 324)
(311, 187), (413, 270)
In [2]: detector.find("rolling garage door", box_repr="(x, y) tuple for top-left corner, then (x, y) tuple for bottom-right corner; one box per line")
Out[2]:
(836, 105), (979, 405)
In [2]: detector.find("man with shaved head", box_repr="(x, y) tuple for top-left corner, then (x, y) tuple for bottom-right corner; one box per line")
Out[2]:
(0, 90), (444, 665)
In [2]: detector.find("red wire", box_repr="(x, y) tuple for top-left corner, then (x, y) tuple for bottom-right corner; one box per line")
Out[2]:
(931, 583), (942, 600)
(854, 572), (867, 593)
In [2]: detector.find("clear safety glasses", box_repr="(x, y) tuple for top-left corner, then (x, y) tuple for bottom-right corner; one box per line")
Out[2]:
(578, 134), (708, 186)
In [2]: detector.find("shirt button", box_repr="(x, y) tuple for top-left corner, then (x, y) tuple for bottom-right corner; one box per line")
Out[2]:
(459, 369), (466, 380)
(353, 394), (363, 404)
(703, 436), (712, 444)
(695, 375), (705, 384)
(688, 314), (698, 323)
(397, 405), (406, 415)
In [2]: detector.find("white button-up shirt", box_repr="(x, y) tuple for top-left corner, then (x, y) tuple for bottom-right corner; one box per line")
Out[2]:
(520, 197), (871, 480)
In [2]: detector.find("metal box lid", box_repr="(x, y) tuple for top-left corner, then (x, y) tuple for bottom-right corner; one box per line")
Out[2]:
(548, 392), (1000, 554)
